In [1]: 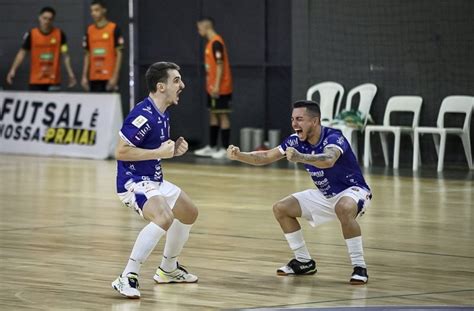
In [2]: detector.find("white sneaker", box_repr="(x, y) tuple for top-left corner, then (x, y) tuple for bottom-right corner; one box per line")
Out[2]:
(194, 145), (217, 157)
(112, 273), (141, 299)
(211, 148), (227, 159)
(153, 264), (198, 284)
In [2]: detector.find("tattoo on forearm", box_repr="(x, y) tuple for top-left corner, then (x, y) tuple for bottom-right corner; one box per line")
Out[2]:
(248, 152), (268, 164)
(297, 148), (338, 163)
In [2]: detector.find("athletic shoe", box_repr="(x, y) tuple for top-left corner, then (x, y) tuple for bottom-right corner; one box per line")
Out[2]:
(276, 258), (317, 276)
(112, 272), (140, 299)
(350, 266), (368, 284)
(194, 145), (217, 157)
(211, 148), (227, 159)
(153, 264), (198, 284)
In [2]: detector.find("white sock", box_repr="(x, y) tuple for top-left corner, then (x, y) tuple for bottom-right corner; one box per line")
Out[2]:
(345, 236), (366, 268)
(122, 222), (166, 276)
(160, 219), (193, 272)
(284, 230), (311, 262)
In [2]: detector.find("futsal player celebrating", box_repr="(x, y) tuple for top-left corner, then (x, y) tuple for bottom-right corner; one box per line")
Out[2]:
(112, 62), (198, 299)
(227, 100), (371, 284)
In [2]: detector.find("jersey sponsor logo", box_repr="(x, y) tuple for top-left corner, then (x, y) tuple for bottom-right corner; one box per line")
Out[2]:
(142, 106), (153, 115)
(313, 178), (329, 186)
(134, 123), (151, 141)
(132, 115), (148, 128)
(308, 170), (324, 177)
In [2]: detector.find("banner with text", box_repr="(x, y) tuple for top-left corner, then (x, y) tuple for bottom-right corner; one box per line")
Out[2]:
(0, 91), (122, 159)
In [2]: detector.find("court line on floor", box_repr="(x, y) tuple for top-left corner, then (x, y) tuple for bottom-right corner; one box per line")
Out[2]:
(2, 223), (472, 260)
(0, 223), (94, 232)
(189, 231), (474, 260)
(238, 288), (474, 310)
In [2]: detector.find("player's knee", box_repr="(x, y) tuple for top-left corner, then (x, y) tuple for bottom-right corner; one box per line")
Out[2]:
(155, 207), (174, 230)
(185, 203), (199, 224)
(273, 201), (288, 219)
(335, 200), (357, 223)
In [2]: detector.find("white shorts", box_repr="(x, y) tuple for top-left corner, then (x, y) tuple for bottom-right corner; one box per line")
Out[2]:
(293, 187), (372, 227)
(117, 180), (181, 217)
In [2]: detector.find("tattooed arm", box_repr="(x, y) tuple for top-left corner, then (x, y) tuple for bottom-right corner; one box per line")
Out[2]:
(285, 146), (341, 168)
(227, 145), (285, 166)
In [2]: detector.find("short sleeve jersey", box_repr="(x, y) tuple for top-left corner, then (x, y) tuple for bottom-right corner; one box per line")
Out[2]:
(116, 97), (170, 193)
(279, 127), (370, 198)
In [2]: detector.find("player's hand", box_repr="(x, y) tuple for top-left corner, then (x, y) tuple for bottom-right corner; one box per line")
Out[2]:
(210, 85), (220, 99)
(157, 140), (175, 159)
(81, 76), (90, 91)
(6, 70), (15, 85)
(68, 75), (77, 88)
(286, 147), (301, 163)
(227, 145), (240, 160)
(174, 136), (188, 157)
(106, 77), (118, 91)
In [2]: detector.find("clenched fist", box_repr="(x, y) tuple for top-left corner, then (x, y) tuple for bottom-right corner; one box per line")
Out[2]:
(227, 145), (240, 160)
(285, 147), (301, 163)
(157, 140), (175, 159)
(174, 136), (188, 157)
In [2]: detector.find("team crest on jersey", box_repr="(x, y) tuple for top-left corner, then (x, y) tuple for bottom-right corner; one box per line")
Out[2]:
(102, 32), (109, 39)
(142, 106), (153, 114)
(50, 37), (57, 44)
(132, 115), (148, 128)
(129, 164), (136, 171)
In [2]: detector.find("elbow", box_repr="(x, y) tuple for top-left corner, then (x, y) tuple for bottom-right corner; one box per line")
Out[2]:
(115, 148), (125, 160)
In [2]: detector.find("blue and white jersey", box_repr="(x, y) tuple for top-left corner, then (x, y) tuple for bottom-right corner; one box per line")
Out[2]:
(279, 126), (370, 198)
(116, 97), (170, 193)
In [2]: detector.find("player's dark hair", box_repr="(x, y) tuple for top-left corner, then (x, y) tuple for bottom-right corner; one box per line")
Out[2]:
(292, 100), (321, 118)
(91, 0), (107, 8)
(198, 16), (215, 26)
(146, 62), (180, 93)
(40, 6), (56, 17)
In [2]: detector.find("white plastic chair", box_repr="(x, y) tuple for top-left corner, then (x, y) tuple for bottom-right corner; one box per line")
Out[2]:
(413, 95), (473, 172)
(306, 82), (344, 126)
(331, 83), (377, 159)
(364, 96), (423, 169)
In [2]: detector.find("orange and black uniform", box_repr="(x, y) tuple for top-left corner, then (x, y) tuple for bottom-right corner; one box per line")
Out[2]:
(22, 27), (67, 91)
(205, 34), (233, 112)
(83, 22), (124, 92)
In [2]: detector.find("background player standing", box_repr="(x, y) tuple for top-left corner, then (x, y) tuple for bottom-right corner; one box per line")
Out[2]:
(112, 62), (198, 299)
(6, 6), (76, 91)
(194, 17), (233, 159)
(81, 0), (124, 92)
(227, 100), (372, 284)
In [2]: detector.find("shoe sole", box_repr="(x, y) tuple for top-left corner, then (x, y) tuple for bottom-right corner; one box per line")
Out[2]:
(276, 269), (317, 276)
(112, 285), (140, 299)
(153, 279), (199, 284)
(350, 279), (368, 285)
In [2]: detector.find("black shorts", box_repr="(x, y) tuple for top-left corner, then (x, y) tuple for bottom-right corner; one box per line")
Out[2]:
(89, 80), (109, 92)
(29, 84), (60, 91)
(207, 94), (232, 113)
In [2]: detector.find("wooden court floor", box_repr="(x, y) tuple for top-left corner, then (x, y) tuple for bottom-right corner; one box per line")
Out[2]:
(0, 154), (473, 310)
